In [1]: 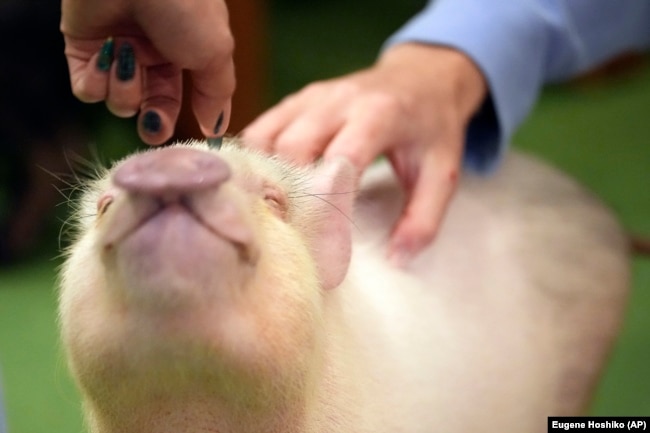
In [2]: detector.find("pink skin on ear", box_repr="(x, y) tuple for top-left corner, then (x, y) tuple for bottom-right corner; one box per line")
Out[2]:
(307, 157), (359, 290)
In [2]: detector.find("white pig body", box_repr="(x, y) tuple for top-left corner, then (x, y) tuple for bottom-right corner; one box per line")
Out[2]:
(59, 140), (629, 433)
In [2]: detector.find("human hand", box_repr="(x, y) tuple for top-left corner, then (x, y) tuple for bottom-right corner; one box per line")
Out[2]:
(243, 44), (487, 266)
(60, 0), (235, 144)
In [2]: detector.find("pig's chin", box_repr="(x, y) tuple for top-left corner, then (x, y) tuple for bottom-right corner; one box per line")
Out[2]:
(106, 204), (254, 311)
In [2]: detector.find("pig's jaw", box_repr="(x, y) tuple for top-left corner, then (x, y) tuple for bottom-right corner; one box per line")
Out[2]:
(62, 241), (336, 433)
(104, 207), (252, 313)
(78, 320), (358, 433)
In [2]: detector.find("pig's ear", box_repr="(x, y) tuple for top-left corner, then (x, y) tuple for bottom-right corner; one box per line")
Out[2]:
(307, 157), (359, 290)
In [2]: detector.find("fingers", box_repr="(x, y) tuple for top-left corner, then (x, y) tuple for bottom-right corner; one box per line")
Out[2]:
(242, 101), (300, 154)
(267, 102), (349, 164)
(103, 40), (183, 144)
(66, 38), (144, 115)
(106, 42), (142, 118)
(66, 37), (184, 145)
(244, 82), (377, 165)
(64, 37), (113, 103)
(191, 55), (236, 138)
(323, 93), (405, 169)
(137, 63), (183, 145)
(387, 134), (463, 268)
(242, 84), (337, 162)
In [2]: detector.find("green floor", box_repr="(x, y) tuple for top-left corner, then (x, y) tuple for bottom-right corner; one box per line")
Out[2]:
(1, 1), (649, 431)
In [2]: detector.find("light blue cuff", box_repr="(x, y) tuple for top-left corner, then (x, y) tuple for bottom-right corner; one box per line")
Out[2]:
(384, 0), (576, 172)
(384, 0), (650, 173)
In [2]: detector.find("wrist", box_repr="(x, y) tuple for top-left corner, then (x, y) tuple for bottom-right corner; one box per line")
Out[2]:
(378, 43), (487, 121)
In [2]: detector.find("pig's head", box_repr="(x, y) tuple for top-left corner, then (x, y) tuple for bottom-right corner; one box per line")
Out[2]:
(59, 139), (358, 432)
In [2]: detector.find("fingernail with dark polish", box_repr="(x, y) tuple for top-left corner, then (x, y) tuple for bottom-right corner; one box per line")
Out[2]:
(96, 37), (114, 72)
(116, 42), (135, 81)
(213, 111), (225, 135)
(141, 111), (161, 134)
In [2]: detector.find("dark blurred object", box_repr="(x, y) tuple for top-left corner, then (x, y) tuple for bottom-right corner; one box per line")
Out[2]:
(0, 0), (95, 265)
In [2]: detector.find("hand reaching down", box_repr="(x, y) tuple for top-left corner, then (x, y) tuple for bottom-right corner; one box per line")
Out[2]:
(61, 0), (235, 144)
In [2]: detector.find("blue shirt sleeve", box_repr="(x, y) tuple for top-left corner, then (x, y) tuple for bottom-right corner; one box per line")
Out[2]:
(384, 0), (650, 172)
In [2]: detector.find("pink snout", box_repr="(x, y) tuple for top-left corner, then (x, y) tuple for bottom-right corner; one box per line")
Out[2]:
(104, 145), (254, 256)
(103, 146), (257, 310)
(113, 146), (231, 197)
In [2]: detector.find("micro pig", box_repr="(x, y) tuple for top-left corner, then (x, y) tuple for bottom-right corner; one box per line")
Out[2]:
(59, 139), (629, 433)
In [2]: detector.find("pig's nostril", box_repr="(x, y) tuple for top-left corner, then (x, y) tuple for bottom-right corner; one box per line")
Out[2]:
(113, 147), (231, 196)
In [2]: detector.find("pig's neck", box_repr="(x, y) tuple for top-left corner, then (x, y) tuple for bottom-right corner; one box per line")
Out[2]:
(87, 360), (366, 433)
(87, 333), (366, 433)
(84, 277), (370, 433)
(88, 377), (359, 433)
(85, 334), (360, 433)
(309, 282), (379, 433)
(88, 394), (315, 433)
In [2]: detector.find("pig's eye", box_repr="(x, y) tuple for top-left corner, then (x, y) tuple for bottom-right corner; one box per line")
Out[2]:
(96, 194), (114, 217)
(263, 186), (287, 217)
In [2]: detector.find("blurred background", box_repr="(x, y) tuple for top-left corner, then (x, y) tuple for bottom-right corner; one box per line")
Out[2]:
(0, 0), (648, 431)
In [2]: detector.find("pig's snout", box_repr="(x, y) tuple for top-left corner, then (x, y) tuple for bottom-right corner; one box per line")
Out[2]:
(113, 146), (231, 198)
(103, 145), (257, 269)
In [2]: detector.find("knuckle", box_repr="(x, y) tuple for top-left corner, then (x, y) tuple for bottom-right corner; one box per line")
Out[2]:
(410, 215), (440, 246)
(300, 81), (330, 99)
(334, 147), (368, 170)
(422, 216), (441, 240)
(274, 131), (300, 152)
(275, 134), (305, 155)
(278, 92), (304, 109)
(275, 134), (320, 164)
(362, 92), (405, 117)
(71, 78), (103, 103)
(301, 79), (359, 100)
(396, 216), (439, 252)
(214, 32), (235, 63)
(143, 95), (182, 119)
(434, 157), (461, 188)
(439, 165), (460, 188)
(330, 80), (361, 98)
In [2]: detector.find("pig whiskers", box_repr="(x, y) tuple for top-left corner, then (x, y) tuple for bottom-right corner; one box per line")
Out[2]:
(50, 151), (105, 259)
(288, 191), (360, 231)
(57, 211), (96, 252)
(57, 214), (74, 252)
(43, 163), (92, 251)
(63, 147), (109, 185)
